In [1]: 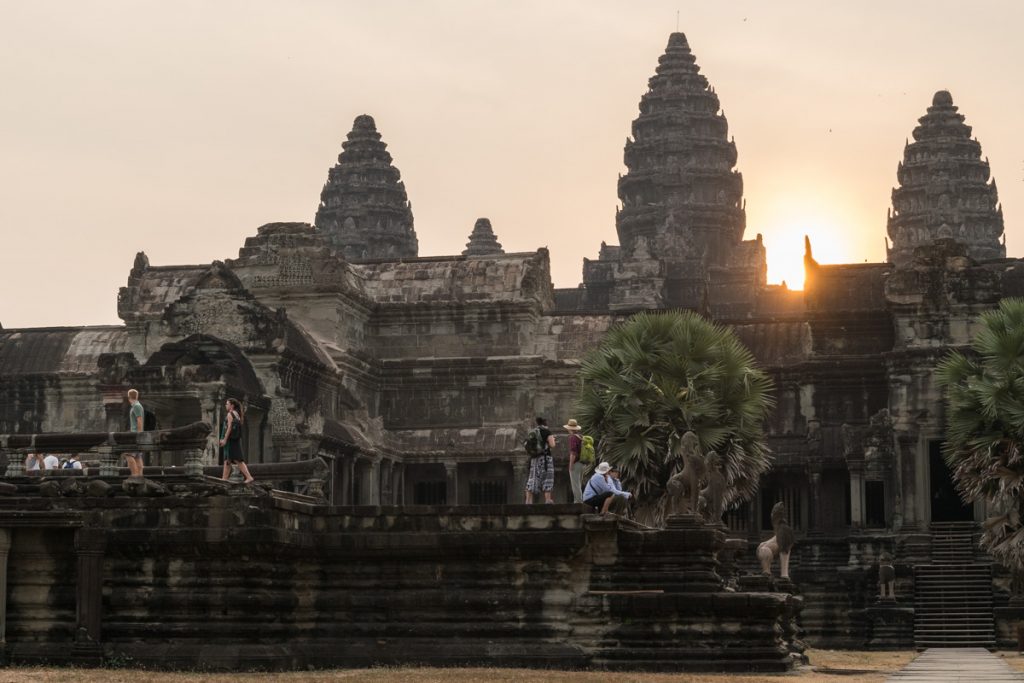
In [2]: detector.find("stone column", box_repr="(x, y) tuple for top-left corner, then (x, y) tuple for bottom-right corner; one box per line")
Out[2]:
(97, 444), (118, 478)
(3, 442), (24, 478)
(394, 463), (405, 505)
(184, 447), (205, 477)
(512, 461), (528, 504)
(74, 528), (106, 661)
(0, 529), (10, 654)
(850, 469), (864, 529)
(444, 462), (458, 506)
(808, 471), (823, 535)
(369, 460), (380, 505)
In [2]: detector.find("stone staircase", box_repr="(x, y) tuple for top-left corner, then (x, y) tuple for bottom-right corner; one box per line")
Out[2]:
(913, 522), (995, 650)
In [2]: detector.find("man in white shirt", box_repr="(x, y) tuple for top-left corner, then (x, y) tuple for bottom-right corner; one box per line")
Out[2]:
(42, 454), (59, 470)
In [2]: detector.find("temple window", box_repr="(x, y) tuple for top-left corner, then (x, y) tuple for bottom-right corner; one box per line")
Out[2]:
(413, 480), (447, 505)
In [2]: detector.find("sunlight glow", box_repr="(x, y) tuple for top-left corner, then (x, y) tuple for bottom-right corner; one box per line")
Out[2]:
(754, 196), (882, 291)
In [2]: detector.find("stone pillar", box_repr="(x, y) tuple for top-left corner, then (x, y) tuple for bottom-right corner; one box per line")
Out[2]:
(3, 442), (24, 478)
(74, 528), (106, 662)
(395, 463), (405, 505)
(808, 471), (823, 535)
(512, 460), (528, 504)
(0, 529), (10, 656)
(357, 460), (375, 505)
(344, 456), (355, 505)
(184, 448), (205, 477)
(444, 462), (458, 506)
(97, 444), (118, 478)
(850, 469), (864, 529)
(369, 460), (380, 505)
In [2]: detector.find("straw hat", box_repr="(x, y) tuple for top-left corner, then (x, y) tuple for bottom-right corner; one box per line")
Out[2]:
(563, 418), (582, 431)
(595, 462), (611, 475)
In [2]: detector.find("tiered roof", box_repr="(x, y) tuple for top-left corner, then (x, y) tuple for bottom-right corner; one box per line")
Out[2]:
(616, 32), (745, 267)
(887, 91), (1004, 266)
(462, 218), (504, 256)
(314, 115), (418, 262)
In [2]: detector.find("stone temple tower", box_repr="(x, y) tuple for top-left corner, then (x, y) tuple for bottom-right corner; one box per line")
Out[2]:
(616, 32), (744, 264)
(315, 115), (418, 262)
(582, 32), (762, 313)
(887, 91), (1005, 266)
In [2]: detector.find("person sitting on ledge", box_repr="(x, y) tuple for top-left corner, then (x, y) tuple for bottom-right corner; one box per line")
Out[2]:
(583, 462), (632, 514)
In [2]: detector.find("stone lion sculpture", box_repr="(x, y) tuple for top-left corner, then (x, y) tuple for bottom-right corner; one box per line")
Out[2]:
(756, 502), (795, 578)
(698, 451), (728, 525)
(878, 550), (896, 601)
(665, 431), (706, 518)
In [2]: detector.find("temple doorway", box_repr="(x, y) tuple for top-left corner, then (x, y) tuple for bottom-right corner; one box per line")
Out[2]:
(929, 441), (973, 522)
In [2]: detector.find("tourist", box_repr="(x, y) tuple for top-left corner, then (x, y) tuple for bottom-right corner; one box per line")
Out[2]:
(125, 389), (145, 477)
(62, 454), (83, 470)
(564, 418), (585, 503)
(220, 398), (254, 484)
(525, 416), (555, 504)
(583, 462), (632, 514)
(42, 453), (59, 470)
(607, 466), (634, 516)
(24, 453), (43, 474)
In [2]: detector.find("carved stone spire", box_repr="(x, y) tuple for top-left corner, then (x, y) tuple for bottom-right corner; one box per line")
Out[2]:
(616, 32), (745, 267)
(314, 115), (418, 262)
(462, 218), (504, 256)
(887, 91), (1004, 266)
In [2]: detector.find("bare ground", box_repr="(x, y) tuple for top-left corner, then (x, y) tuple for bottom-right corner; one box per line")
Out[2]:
(0, 649), (918, 683)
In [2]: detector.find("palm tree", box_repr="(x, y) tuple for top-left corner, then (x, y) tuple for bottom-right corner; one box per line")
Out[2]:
(938, 297), (1024, 570)
(574, 310), (774, 527)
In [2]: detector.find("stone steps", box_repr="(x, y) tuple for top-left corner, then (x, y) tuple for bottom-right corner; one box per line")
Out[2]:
(913, 522), (995, 650)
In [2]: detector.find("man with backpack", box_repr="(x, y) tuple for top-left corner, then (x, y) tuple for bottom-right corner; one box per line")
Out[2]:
(124, 388), (145, 477)
(524, 416), (556, 504)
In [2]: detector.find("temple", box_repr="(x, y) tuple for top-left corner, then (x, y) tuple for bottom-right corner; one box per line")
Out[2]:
(577, 32), (765, 315)
(0, 32), (1021, 654)
(314, 114), (418, 262)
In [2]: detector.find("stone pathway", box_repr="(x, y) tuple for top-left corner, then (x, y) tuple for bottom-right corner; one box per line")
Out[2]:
(887, 648), (1023, 681)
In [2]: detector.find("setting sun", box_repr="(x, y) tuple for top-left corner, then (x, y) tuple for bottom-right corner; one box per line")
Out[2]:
(754, 191), (884, 291)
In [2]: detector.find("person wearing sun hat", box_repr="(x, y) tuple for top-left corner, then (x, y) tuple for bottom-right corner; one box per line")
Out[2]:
(564, 418), (585, 503)
(582, 461), (633, 514)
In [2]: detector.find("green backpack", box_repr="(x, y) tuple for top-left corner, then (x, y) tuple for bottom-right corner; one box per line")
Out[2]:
(579, 435), (596, 464)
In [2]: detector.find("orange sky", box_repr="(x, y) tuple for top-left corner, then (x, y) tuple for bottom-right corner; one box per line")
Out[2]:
(1, 1), (1022, 327)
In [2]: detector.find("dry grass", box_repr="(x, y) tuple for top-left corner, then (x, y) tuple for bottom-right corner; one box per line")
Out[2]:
(1003, 651), (1024, 672)
(0, 649), (917, 683)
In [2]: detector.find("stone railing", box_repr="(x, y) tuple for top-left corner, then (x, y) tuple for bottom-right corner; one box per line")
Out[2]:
(0, 422), (211, 477)
(0, 424), (331, 503)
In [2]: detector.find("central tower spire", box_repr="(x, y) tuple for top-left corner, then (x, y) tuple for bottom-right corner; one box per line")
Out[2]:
(314, 115), (418, 262)
(616, 32), (745, 265)
(582, 32), (761, 313)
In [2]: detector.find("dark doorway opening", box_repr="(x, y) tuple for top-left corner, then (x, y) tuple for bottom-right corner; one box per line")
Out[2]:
(929, 441), (973, 522)
(865, 480), (886, 528)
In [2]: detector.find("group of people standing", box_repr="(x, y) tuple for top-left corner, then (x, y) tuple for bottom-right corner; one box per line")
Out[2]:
(525, 416), (634, 513)
(24, 389), (254, 483)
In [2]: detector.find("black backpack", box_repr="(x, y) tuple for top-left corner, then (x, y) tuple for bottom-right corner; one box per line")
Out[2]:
(523, 427), (545, 457)
(227, 411), (243, 442)
(143, 409), (157, 431)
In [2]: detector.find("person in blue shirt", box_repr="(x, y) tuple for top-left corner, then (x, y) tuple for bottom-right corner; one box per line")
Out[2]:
(583, 462), (633, 513)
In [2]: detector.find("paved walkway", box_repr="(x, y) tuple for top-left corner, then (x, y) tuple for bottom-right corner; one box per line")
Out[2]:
(887, 648), (1024, 681)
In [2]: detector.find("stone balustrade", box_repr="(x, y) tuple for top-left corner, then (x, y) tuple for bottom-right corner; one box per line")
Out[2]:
(0, 422), (212, 477)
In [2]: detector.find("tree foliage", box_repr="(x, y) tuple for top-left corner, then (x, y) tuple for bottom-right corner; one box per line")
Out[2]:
(939, 298), (1024, 569)
(574, 310), (774, 526)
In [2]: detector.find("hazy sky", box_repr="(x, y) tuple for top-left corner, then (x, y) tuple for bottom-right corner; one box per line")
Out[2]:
(2, 1), (1022, 328)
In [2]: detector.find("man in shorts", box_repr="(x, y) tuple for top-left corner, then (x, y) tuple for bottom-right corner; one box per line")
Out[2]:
(525, 416), (556, 504)
(125, 389), (145, 477)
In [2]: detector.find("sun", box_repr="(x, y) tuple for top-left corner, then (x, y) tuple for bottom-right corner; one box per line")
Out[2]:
(757, 212), (867, 291)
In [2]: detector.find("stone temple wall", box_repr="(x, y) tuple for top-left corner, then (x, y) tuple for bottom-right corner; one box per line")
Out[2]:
(0, 489), (798, 672)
